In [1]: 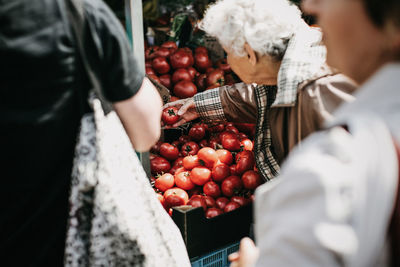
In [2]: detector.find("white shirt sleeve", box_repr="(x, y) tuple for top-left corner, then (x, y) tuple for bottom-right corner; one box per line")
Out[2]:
(254, 117), (398, 267)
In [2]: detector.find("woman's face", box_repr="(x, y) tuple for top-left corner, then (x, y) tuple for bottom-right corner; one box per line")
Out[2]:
(224, 47), (281, 85)
(302, 0), (395, 84)
(225, 51), (255, 84)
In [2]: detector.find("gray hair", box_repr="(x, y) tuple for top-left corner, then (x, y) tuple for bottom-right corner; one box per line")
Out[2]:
(200, 0), (303, 60)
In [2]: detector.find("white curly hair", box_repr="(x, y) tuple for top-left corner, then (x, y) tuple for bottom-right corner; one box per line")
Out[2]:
(200, 0), (303, 60)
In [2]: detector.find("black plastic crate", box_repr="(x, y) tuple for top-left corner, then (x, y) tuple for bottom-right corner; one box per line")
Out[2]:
(172, 203), (253, 259)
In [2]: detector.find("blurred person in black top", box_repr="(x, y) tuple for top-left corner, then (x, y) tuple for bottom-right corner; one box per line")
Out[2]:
(0, 0), (163, 266)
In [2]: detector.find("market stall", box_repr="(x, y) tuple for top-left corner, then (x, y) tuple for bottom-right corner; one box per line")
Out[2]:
(104, 1), (271, 266)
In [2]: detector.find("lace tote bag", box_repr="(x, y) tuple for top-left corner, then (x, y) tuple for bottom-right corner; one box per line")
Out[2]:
(64, 0), (190, 266)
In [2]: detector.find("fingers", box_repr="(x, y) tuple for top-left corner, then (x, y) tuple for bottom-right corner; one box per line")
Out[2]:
(163, 99), (187, 109)
(239, 238), (259, 267)
(177, 98), (195, 116)
(228, 252), (239, 262)
(228, 238), (259, 267)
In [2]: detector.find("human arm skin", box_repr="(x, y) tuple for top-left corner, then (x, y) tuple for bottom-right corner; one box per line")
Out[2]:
(114, 77), (163, 152)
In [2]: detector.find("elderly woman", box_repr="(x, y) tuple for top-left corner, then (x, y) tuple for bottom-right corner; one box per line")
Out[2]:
(165, 0), (356, 181)
(230, 0), (400, 266)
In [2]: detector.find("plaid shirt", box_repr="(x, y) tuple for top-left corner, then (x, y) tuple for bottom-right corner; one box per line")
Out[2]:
(194, 25), (326, 181)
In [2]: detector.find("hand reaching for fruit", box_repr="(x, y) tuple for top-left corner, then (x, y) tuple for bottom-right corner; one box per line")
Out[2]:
(162, 98), (199, 127)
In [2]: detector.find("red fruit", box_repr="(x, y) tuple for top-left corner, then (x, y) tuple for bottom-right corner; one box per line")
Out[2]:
(150, 156), (171, 175)
(235, 151), (255, 174)
(179, 47), (193, 55)
(199, 139), (209, 148)
(159, 143), (179, 161)
(180, 141), (200, 156)
(161, 41), (178, 50)
(159, 74), (172, 89)
(154, 173), (175, 192)
(215, 197), (230, 210)
(206, 207), (223, 218)
(240, 138), (254, 151)
(206, 69), (225, 87)
(188, 186), (202, 197)
(206, 67), (215, 74)
(216, 149), (233, 165)
(221, 134), (241, 151)
(187, 195), (207, 211)
(197, 147), (218, 168)
(203, 181), (221, 198)
(195, 73), (207, 92)
(238, 132), (248, 140)
(230, 164), (239, 176)
(169, 50), (194, 69)
(173, 81), (197, 98)
(145, 46), (159, 60)
(178, 135), (191, 145)
(224, 201), (241, 213)
(145, 66), (156, 75)
(156, 193), (166, 209)
(210, 123), (226, 133)
(221, 175), (243, 197)
(188, 123), (207, 141)
(225, 125), (239, 134)
(203, 195), (217, 208)
(169, 165), (180, 175)
(147, 74), (161, 84)
(169, 96), (180, 102)
(173, 157), (184, 167)
(211, 163), (231, 182)
(175, 171), (195, 190)
(216, 58), (232, 73)
(172, 68), (192, 84)
(190, 166), (212, 186)
(145, 61), (152, 68)
(187, 67), (198, 79)
(162, 106), (180, 125)
(173, 166), (186, 176)
(152, 56), (170, 74)
(164, 187), (189, 208)
(230, 196), (248, 207)
(182, 155), (201, 170)
(225, 73), (236, 85)
(241, 170), (263, 190)
(150, 140), (163, 154)
(194, 53), (212, 72)
(195, 46), (208, 54)
(154, 47), (173, 58)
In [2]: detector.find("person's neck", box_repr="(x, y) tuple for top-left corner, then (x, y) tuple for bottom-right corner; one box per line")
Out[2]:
(252, 56), (281, 85)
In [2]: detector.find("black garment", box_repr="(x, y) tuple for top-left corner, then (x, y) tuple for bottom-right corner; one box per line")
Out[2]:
(0, 0), (144, 266)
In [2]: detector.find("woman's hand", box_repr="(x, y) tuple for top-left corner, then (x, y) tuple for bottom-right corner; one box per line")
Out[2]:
(162, 97), (199, 127)
(228, 237), (259, 267)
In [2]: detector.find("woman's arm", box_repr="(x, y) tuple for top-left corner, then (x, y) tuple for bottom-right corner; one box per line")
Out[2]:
(114, 77), (162, 152)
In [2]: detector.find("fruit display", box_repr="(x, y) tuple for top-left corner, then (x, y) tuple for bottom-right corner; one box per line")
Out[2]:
(150, 121), (261, 218)
(145, 41), (241, 101)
